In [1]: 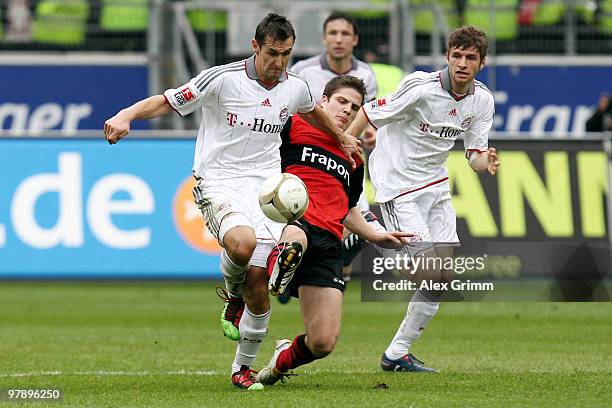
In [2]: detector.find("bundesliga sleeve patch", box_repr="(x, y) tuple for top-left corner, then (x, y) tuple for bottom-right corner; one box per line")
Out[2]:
(174, 86), (195, 106)
(370, 97), (387, 109)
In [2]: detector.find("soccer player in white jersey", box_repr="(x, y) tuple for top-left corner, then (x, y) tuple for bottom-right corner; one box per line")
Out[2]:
(291, 12), (378, 105)
(103, 14), (361, 390)
(290, 12), (383, 293)
(347, 26), (500, 372)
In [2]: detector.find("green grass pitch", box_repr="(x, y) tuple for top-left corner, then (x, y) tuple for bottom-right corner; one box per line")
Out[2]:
(0, 281), (610, 407)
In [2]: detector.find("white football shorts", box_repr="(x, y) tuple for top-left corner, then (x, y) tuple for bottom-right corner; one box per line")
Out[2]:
(193, 176), (284, 267)
(379, 180), (459, 257)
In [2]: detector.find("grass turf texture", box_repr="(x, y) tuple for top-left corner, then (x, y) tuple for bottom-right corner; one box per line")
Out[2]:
(0, 281), (610, 407)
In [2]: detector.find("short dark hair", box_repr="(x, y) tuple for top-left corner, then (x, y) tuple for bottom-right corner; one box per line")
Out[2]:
(323, 11), (358, 36)
(323, 75), (367, 105)
(255, 13), (296, 46)
(447, 26), (488, 60)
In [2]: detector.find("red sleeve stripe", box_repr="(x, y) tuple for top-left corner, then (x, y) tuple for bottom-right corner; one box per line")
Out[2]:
(163, 94), (184, 117)
(465, 148), (486, 159)
(362, 106), (377, 130)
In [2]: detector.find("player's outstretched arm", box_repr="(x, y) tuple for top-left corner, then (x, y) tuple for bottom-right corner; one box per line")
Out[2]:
(346, 108), (369, 140)
(104, 95), (173, 144)
(343, 207), (413, 249)
(469, 147), (500, 175)
(299, 105), (362, 168)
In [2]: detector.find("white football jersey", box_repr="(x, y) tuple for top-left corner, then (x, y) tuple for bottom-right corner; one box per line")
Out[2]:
(164, 55), (315, 182)
(365, 67), (494, 203)
(291, 54), (378, 104)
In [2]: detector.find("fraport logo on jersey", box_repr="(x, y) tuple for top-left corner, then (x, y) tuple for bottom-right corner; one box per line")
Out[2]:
(174, 87), (195, 106)
(225, 112), (284, 133)
(172, 176), (221, 255)
(301, 146), (350, 185)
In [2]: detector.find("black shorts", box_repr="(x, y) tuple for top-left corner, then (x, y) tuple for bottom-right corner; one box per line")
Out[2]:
(287, 219), (345, 298)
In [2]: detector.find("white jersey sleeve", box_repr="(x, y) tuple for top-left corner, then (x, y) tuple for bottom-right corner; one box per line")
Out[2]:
(463, 87), (494, 158)
(291, 73), (316, 114)
(363, 71), (428, 128)
(163, 65), (226, 117)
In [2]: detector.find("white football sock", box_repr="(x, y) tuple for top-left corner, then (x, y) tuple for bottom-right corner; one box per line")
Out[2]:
(232, 306), (270, 373)
(221, 250), (248, 298)
(384, 290), (440, 360)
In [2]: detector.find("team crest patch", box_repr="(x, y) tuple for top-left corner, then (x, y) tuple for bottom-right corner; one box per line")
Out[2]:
(279, 106), (289, 123)
(461, 116), (473, 128)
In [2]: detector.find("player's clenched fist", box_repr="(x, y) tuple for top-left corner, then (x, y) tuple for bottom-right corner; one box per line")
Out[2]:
(361, 126), (377, 149)
(340, 133), (363, 169)
(104, 112), (131, 145)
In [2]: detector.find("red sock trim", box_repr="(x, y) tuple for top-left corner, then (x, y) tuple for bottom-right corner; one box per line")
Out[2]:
(266, 242), (289, 278)
(276, 334), (316, 372)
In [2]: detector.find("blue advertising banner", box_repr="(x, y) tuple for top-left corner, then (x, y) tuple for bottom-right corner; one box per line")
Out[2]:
(490, 66), (609, 135)
(1, 137), (608, 279)
(0, 139), (221, 278)
(0, 65), (149, 134)
(415, 65), (611, 136)
(1, 63), (608, 136)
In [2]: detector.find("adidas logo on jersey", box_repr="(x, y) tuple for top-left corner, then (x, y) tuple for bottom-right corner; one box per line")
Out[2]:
(261, 98), (272, 107)
(448, 108), (457, 116)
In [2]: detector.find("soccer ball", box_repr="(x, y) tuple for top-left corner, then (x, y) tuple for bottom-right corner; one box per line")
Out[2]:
(259, 173), (309, 223)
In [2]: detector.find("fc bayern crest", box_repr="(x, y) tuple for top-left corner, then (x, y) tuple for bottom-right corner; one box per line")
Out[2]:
(461, 116), (473, 128)
(279, 106), (289, 123)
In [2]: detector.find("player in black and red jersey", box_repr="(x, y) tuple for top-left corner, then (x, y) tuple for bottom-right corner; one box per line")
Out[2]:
(256, 76), (412, 385)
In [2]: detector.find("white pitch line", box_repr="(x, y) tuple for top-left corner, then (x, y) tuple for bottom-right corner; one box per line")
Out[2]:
(0, 369), (380, 378)
(0, 370), (220, 378)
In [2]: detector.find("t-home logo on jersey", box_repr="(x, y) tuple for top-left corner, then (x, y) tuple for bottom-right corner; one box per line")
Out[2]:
(419, 121), (465, 139)
(226, 112), (283, 134)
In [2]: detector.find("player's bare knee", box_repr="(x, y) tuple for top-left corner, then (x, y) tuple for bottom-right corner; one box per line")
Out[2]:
(307, 334), (338, 357)
(226, 238), (256, 265)
(418, 254), (443, 282)
(427, 266), (443, 282)
(441, 268), (454, 284)
(414, 265), (441, 284)
(232, 245), (256, 265)
(222, 226), (256, 262)
(281, 225), (308, 250)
